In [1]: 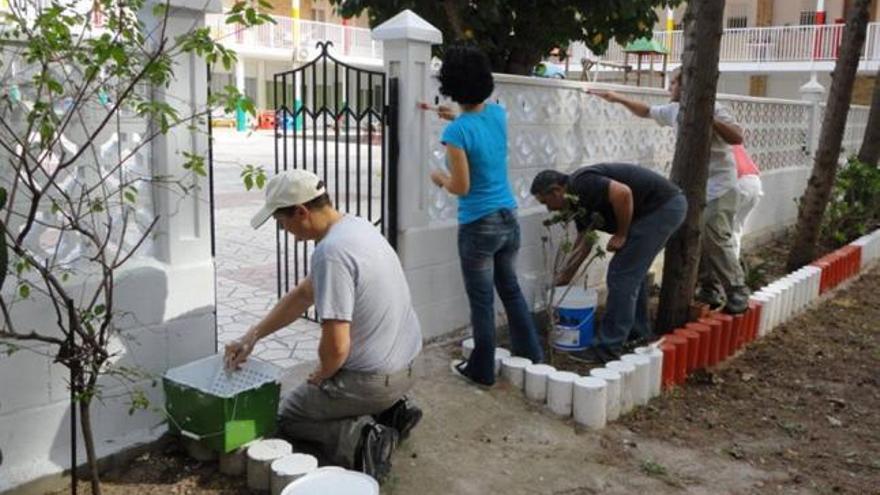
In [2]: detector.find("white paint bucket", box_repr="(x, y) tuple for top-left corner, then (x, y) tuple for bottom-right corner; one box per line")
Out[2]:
(589, 368), (621, 421)
(247, 439), (293, 491)
(271, 454), (319, 495)
(524, 364), (555, 402)
(500, 356), (531, 390)
(494, 348), (511, 376)
(462, 338), (474, 359)
(280, 466), (379, 495)
(573, 376), (607, 429)
(605, 360), (636, 414)
(547, 370), (578, 416)
(620, 354), (651, 406)
(634, 346), (663, 398)
(552, 286), (598, 351)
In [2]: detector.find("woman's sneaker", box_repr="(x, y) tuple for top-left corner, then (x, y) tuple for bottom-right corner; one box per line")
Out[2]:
(450, 359), (493, 389)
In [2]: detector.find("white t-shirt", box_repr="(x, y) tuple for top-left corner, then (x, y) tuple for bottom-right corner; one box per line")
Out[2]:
(649, 102), (738, 201)
(310, 215), (422, 373)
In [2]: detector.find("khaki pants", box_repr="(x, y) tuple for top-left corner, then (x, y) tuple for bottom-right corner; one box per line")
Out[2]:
(278, 363), (416, 467)
(699, 188), (746, 294)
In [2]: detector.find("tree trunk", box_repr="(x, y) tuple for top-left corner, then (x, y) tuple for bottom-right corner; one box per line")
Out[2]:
(786, 0), (872, 271)
(80, 382), (102, 495)
(857, 66), (880, 166)
(656, 0), (726, 333)
(442, 0), (467, 41)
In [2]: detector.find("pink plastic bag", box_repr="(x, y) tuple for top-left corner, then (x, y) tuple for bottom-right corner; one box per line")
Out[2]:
(732, 144), (759, 177)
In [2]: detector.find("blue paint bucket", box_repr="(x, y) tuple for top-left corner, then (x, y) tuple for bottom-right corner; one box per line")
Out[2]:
(552, 286), (598, 351)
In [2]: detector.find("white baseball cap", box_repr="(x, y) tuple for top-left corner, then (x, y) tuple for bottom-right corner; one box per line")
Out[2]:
(250, 169), (327, 229)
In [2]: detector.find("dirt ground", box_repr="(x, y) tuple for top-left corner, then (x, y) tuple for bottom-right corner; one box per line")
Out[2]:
(49, 264), (880, 495)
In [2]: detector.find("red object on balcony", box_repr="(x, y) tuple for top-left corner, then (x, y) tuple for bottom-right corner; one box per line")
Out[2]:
(258, 111), (276, 130)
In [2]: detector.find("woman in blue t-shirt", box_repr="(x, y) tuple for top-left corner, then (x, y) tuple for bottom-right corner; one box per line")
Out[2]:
(428, 45), (544, 386)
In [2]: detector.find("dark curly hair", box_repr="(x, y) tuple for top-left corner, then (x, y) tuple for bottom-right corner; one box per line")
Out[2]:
(438, 45), (494, 105)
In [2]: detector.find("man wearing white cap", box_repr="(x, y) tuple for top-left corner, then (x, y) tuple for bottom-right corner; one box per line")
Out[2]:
(224, 169), (423, 482)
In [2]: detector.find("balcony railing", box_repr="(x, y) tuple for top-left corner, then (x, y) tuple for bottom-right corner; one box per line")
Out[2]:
(206, 14), (382, 61)
(570, 22), (880, 68)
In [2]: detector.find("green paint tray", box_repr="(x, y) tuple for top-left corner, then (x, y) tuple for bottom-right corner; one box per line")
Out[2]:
(163, 354), (281, 453)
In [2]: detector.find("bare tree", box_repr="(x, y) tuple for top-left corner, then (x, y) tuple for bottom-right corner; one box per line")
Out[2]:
(656, 0), (726, 333)
(856, 66), (880, 167)
(0, 1), (270, 493)
(786, 0), (872, 271)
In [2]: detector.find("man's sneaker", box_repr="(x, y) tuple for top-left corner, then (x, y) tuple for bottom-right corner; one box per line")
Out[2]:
(695, 286), (725, 309)
(568, 346), (619, 364)
(355, 423), (398, 483)
(375, 397), (423, 441)
(723, 287), (750, 315)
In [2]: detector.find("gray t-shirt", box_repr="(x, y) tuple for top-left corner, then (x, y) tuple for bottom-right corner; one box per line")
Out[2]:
(310, 215), (422, 373)
(649, 101), (738, 201)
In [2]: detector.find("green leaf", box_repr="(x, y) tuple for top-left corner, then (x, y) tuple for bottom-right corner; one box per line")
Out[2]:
(94, 304), (106, 315)
(243, 175), (254, 191)
(18, 283), (30, 299)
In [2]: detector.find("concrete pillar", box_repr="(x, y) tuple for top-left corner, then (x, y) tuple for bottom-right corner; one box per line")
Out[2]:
(372, 10), (442, 233)
(147, 0), (219, 319)
(800, 77), (826, 157)
(257, 59), (267, 110)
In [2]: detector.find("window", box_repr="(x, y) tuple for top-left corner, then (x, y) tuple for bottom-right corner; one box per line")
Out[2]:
(727, 16), (748, 28)
(726, 3), (749, 28)
(799, 10), (817, 25)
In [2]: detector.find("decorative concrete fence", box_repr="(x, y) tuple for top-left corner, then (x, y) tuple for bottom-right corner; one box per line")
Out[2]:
(0, 2), (219, 491)
(377, 11), (871, 340)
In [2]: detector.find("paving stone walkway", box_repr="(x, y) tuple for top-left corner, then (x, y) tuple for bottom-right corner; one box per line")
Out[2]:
(213, 130), (321, 369)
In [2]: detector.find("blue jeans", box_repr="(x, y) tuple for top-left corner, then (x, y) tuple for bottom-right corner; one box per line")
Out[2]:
(459, 209), (544, 385)
(598, 194), (688, 349)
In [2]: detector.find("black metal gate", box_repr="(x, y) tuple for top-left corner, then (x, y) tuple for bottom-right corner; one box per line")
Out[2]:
(273, 41), (397, 304)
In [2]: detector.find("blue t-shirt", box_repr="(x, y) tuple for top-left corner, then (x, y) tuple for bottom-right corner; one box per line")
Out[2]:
(441, 103), (517, 224)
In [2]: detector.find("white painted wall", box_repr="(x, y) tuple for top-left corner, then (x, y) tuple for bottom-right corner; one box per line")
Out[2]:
(0, 4), (219, 492)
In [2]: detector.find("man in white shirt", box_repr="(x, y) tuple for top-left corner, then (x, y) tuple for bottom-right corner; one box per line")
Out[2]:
(589, 69), (750, 314)
(224, 170), (423, 482)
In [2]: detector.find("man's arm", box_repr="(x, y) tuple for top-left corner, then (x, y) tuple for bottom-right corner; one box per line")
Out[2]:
(587, 89), (651, 118)
(225, 277), (314, 369)
(712, 118), (744, 145)
(556, 230), (594, 286)
(607, 180), (633, 252)
(309, 320), (351, 384)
